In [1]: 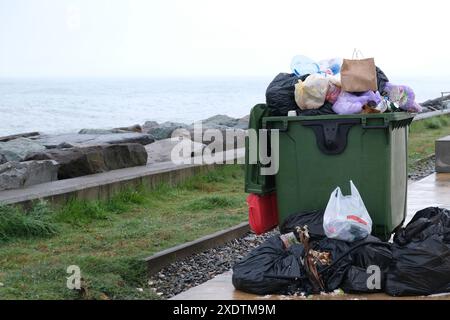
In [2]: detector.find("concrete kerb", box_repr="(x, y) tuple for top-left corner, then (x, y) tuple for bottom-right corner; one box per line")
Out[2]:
(0, 148), (246, 208)
(144, 222), (250, 276)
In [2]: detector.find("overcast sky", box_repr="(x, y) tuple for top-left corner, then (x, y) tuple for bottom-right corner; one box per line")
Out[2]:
(1, 0), (450, 78)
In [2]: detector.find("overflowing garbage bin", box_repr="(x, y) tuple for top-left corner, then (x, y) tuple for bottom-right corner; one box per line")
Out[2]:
(238, 53), (448, 296)
(246, 110), (414, 241)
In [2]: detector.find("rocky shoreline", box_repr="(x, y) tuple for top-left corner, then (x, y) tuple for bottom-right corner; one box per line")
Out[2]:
(1, 93), (448, 192)
(0, 115), (248, 191)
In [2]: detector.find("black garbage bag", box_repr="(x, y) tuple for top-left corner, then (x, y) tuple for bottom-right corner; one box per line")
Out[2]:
(312, 238), (352, 292)
(232, 236), (305, 295)
(385, 207), (450, 296)
(340, 236), (392, 293)
(394, 207), (450, 245)
(265, 73), (308, 116)
(297, 101), (336, 116)
(280, 210), (325, 240)
(233, 233), (392, 295)
(376, 66), (389, 93)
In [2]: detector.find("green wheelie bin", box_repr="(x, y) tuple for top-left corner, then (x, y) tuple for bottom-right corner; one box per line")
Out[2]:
(246, 107), (414, 241)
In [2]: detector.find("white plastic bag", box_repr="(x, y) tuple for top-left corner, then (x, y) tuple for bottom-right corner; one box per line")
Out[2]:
(323, 181), (372, 242)
(294, 74), (329, 110)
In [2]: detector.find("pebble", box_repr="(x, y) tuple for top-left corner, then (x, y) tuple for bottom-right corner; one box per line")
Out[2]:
(409, 156), (436, 181)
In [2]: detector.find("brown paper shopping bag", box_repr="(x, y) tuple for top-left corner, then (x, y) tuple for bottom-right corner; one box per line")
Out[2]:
(341, 49), (377, 92)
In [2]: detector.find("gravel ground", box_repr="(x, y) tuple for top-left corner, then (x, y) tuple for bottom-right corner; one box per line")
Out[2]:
(148, 229), (279, 299)
(409, 156), (436, 181)
(149, 157), (436, 299)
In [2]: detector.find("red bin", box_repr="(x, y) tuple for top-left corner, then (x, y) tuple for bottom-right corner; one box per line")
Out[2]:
(247, 193), (279, 235)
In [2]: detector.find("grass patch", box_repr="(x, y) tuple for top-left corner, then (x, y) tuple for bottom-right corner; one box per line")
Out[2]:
(183, 195), (240, 211)
(0, 165), (246, 300)
(409, 114), (450, 165)
(0, 202), (58, 242)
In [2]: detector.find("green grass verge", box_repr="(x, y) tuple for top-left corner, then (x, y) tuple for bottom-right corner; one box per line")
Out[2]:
(409, 114), (450, 166)
(0, 165), (247, 300)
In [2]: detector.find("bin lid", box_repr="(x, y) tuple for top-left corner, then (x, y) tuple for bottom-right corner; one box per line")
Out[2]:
(263, 112), (416, 128)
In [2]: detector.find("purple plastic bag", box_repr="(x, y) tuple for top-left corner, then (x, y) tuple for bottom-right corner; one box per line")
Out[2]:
(332, 91), (382, 115)
(384, 83), (422, 113)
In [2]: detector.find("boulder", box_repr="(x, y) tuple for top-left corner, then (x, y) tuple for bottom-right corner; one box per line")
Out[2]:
(198, 114), (239, 129)
(145, 137), (206, 165)
(0, 160), (59, 191)
(32, 132), (155, 149)
(142, 121), (188, 140)
(420, 94), (450, 111)
(235, 115), (250, 129)
(173, 127), (247, 152)
(0, 138), (46, 162)
(25, 143), (148, 179)
(79, 124), (142, 134)
(0, 131), (40, 143)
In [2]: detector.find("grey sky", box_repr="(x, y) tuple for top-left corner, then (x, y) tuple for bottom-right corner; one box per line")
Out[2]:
(1, 0), (449, 78)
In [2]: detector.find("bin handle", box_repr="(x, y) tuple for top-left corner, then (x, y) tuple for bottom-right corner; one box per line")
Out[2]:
(361, 118), (389, 129)
(263, 119), (289, 132)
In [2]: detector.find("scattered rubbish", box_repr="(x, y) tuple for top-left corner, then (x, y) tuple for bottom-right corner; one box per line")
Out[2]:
(235, 207), (449, 297)
(279, 232), (299, 249)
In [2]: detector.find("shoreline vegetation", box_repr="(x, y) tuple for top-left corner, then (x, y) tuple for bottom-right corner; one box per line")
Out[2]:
(0, 114), (449, 299)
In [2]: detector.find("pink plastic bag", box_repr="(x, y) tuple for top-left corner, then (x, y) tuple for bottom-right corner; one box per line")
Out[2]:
(326, 83), (341, 104)
(332, 91), (382, 115)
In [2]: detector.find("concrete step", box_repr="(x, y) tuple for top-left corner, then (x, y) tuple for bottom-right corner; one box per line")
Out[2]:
(436, 135), (450, 173)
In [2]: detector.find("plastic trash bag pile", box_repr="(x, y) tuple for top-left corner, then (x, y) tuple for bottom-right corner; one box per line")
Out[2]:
(265, 54), (422, 117)
(232, 206), (450, 297)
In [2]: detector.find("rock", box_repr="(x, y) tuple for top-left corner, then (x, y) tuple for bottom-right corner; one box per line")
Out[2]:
(420, 94), (450, 111)
(198, 114), (239, 129)
(32, 132), (155, 149)
(25, 143), (148, 179)
(145, 137), (206, 165)
(235, 115), (249, 130)
(79, 124), (142, 134)
(0, 160), (59, 191)
(0, 154), (7, 165)
(174, 127), (247, 152)
(0, 138), (46, 162)
(142, 121), (188, 140)
(0, 132), (40, 143)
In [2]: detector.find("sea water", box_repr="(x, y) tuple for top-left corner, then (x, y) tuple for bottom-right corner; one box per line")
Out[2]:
(0, 76), (447, 136)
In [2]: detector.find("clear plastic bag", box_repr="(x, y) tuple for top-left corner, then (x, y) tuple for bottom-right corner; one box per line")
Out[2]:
(294, 74), (329, 110)
(323, 181), (372, 242)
